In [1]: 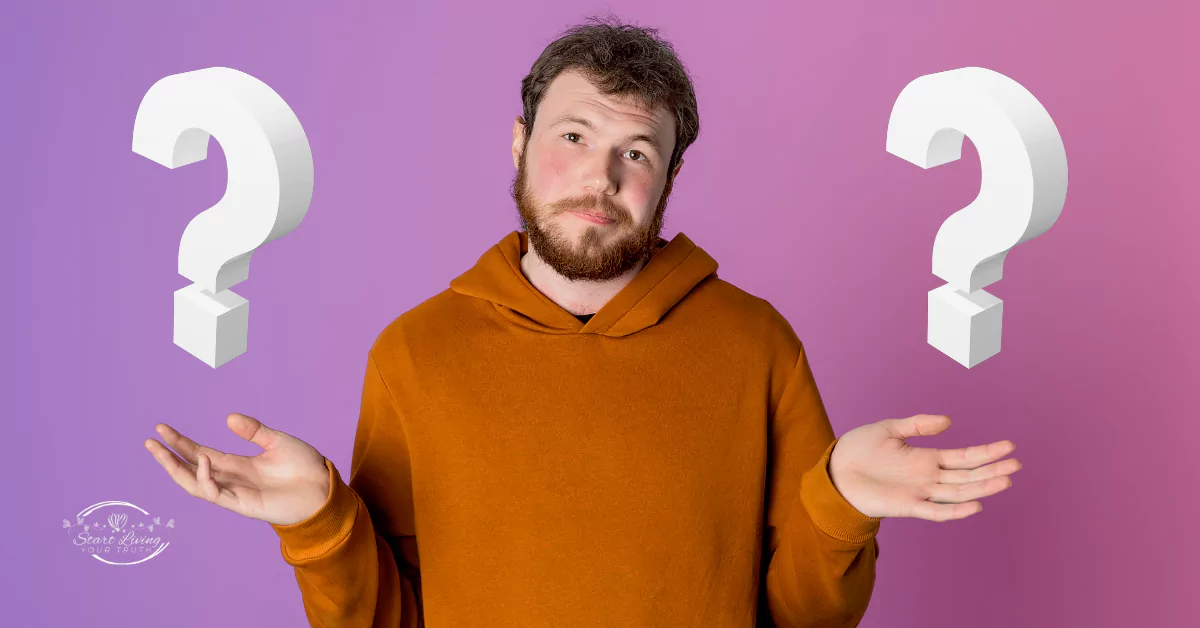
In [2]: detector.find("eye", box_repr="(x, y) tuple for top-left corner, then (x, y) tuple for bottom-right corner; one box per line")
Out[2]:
(562, 133), (650, 164)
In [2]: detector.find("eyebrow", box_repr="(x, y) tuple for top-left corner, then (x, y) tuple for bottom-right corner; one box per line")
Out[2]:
(551, 114), (662, 155)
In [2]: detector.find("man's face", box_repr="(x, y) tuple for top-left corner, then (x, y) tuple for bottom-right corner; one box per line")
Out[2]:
(510, 69), (683, 282)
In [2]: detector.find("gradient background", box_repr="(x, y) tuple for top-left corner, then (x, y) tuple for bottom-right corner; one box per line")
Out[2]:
(4, 1), (1198, 626)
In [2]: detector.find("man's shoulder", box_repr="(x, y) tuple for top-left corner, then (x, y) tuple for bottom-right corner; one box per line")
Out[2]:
(368, 288), (469, 358)
(700, 276), (798, 331)
(698, 276), (806, 368)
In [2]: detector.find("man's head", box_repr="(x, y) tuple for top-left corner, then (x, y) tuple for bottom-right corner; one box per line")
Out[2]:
(510, 14), (700, 282)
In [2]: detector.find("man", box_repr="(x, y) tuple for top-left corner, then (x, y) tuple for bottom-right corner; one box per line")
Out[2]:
(145, 13), (1021, 628)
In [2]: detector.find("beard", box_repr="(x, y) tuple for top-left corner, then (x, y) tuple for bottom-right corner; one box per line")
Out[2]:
(510, 142), (674, 282)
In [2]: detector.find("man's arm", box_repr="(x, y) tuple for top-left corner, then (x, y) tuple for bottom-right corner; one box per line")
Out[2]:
(759, 312), (881, 628)
(270, 349), (423, 627)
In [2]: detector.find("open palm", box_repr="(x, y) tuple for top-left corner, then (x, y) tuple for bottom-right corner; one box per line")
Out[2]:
(144, 413), (331, 526)
(829, 414), (1021, 521)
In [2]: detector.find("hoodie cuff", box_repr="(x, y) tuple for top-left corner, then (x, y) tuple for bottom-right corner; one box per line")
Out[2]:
(800, 439), (882, 544)
(269, 457), (361, 562)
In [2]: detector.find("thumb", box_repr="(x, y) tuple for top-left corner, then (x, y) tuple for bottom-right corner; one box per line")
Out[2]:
(887, 414), (952, 440)
(226, 413), (277, 450)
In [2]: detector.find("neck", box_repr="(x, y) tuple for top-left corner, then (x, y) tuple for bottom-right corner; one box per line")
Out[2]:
(519, 244), (646, 316)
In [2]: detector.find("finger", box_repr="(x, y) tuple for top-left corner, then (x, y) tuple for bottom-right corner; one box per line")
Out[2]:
(886, 414), (952, 440)
(154, 423), (230, 466)
(227, 413), (277, 451)
(145, 438), (200, 496)
(911, 498), (982, 522)
(925, 474), (1014, 504)
(939, 457), (1022, 484)
(937, 439), (1016, 470)
(195, 453), (228, 506)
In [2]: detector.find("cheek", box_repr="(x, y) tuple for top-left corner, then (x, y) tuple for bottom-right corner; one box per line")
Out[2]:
(537, 149), (569, 187)
(628, 174), (658, 211)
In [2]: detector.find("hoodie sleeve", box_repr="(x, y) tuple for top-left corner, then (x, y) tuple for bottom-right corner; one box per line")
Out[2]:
(270, 351), (423, 628)
(761, 339), (882, 628)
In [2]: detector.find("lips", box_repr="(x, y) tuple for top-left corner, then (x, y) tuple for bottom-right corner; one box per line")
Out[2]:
(569, 210), (614, 222)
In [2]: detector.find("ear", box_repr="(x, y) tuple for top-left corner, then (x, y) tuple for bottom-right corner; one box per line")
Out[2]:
(673, 158), (684, 177)
(512, 116), (526, 169)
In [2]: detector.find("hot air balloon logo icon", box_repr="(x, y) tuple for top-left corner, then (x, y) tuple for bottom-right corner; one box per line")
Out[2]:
(62, 501), (176, 565)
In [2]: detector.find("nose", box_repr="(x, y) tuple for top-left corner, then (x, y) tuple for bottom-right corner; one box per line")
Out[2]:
(579, 148), (619, 196)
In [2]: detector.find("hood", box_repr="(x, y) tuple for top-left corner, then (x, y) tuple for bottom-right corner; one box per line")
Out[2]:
(449, 229), (719, 337)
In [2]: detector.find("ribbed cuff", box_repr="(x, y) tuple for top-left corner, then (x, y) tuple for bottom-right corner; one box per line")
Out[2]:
(269, 457), (361, 562)
(799, 439), (882, 544)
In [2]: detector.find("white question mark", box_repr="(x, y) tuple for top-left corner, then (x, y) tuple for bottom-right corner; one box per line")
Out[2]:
(132, 67), (313, 368)
(886, 66), (1067, 368)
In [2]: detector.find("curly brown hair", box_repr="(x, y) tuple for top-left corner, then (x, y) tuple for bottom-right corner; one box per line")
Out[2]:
(517, 12), (700, 179)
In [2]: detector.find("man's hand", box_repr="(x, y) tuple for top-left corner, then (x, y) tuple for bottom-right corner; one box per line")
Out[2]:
(828, 414), (1020, 521)
(144, 413), (332, 526)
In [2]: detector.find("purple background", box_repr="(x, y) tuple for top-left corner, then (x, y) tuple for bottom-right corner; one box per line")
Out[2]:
(5, 1), (1198, 626)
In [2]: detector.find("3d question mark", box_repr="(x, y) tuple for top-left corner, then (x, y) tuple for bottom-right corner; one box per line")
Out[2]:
(132, 67), (314, 368)
(886, 66), (1067, 368)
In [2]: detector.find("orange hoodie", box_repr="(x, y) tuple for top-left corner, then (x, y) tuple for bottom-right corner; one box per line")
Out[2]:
(270, 229), (881, 627)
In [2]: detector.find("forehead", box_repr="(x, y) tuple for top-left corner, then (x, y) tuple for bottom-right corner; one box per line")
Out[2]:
(539, 70), (674, 144)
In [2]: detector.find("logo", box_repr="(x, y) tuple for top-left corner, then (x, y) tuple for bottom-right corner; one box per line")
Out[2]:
(63, 501), (175, 565)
